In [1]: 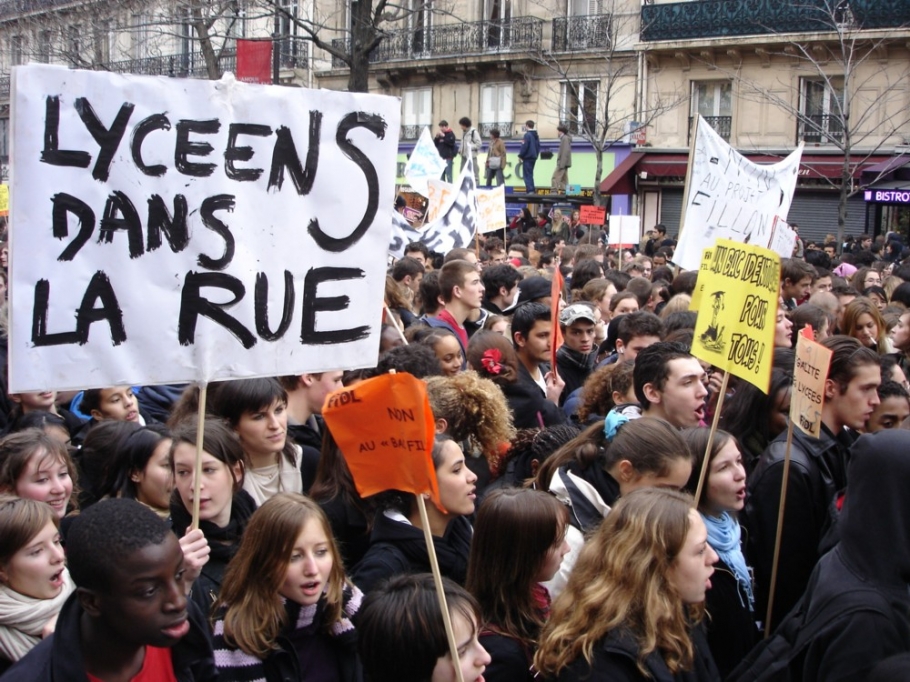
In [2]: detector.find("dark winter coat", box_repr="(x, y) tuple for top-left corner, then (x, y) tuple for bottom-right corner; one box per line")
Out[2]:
(318, 493), (372, 572)
(555, 345), (596, 405)
(351, 512), (472, 594)
(518, 130), (540, 160)
(287, 415), (325, 493)
(0, 591), (217, 681)
(480, 631), (534, 682)
(501, 363), (567, 429)
(170, 489), (257, 618)
(742, 423), (853, 630)
(702, 556), (758, 679)
(785, 430), (910, 681)
(550, 625), (720, 682)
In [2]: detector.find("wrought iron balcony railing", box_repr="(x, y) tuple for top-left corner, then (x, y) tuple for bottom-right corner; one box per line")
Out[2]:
(552, 14), (612, 52)
(400, 124), (424, 140)
(641, 0), (910, 42)
(101, 50), (238, 79)
(688, 115), (732, 143)
(799, 114), (844, 145)
(479, 121), (513, 138)
(330, 16), (543, 68)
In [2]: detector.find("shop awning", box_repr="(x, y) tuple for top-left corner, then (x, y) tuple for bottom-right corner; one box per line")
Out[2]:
(598, 151), (646, 194)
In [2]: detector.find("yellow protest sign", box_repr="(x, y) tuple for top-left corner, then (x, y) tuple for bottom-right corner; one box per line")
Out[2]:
(691, 239), (780, 392)
(791, 325), (832, 437)
(0, 185), (8, 217)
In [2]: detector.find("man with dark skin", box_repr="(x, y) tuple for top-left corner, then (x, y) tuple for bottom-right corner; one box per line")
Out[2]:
(3, 498), (217, 681)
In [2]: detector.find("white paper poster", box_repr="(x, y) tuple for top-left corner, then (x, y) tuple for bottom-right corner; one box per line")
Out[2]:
(674, 115), (803, 271)
(10, 65), (401, 391)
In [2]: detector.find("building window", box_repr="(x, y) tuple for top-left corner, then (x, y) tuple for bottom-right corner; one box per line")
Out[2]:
(568, 0), (602, 15)
(37, 30), (52, 63)
(560, 80), (598, 136)
(401, 88), (431, 140)
(480, 83), (513, 137)
(483, 0), (511, 49)
(407, 0), (432, 55)
(131, 14), (148, 59)
(689, 81), (732, 142)
(278, 0), (300, 67)
(10, 36), (24, 67)
(800, 78), (844, 144)
(67, 25), (81, 63)
(94, 20), (113, 64)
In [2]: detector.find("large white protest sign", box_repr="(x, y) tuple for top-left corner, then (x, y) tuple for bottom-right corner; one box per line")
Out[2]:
(403, 126), (446, 197)
(674, 115), (803, 271)
(10, 65), (401, 392)
(477, 185), (507, 233)
(767, 217), (798, 260)
(389, 159), (478, 257)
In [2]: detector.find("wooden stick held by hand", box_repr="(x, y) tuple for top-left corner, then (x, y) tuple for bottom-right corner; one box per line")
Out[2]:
(191, 383), (208, 531)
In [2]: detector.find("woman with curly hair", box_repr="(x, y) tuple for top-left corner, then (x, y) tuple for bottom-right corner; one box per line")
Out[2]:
(534, 488), (720, 681)
(575, 361), (636, 424)
(842, 297), (892, 354)
(426, 372), (516, 479)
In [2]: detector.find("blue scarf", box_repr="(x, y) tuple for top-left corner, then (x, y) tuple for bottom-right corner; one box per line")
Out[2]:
(701, 511), (754, 611)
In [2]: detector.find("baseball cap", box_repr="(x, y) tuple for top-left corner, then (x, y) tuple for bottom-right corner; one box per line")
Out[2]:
(559, 303), (598, 326)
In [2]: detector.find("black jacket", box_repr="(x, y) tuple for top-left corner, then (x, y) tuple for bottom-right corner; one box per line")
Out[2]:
(480, 631), (533, 682)
(0, 591), (217, 682)
(702, 557), (758, 679)
(501, 363), (566, 430)
(789, 430), (910, 681)
(318, 493), (372, 572)
(551, 625), (720, 682)
(555, 346), (596, 406)
(742, 423), (852, 630)
(352, 512), (472, 594)
(286, 416), (324, 493)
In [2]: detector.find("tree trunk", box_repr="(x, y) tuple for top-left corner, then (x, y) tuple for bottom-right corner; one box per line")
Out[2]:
(192, 8), (222, 80)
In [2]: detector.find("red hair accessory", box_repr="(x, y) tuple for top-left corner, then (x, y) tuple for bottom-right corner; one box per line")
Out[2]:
(481, 348), (503, 375)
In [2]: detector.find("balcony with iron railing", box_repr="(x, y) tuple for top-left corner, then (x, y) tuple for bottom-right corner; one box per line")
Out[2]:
(799, 114), (844, 145)
(0, 38), (309, 100)
(479, 121), (514, 138)
(641, 0), (910, 43)
(330, 16), (543, 68)
(552, 14), (612, 52)
(688, 115), (732, 143)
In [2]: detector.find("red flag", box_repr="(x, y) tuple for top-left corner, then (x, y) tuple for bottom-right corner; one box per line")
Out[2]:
(550, 267), (564, 369)
(322, 372), (441, 506)
(236, 39), (272, 84)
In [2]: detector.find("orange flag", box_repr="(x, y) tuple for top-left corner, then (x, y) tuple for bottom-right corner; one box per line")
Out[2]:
(322, 372), (441, 506)
(550, 267), (565, 369)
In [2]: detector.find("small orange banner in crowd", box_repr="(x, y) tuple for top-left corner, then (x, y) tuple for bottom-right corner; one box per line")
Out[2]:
(579, 205), (606, 225)
(322, 372), (440, 505)
(550, 268), (564, 369)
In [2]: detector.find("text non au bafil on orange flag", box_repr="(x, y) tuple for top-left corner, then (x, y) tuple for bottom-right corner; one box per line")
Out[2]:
(321, 371), (442, 507)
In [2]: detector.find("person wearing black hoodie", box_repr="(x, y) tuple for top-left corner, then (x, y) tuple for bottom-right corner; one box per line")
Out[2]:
(750, 429), (910, 681)
(352, 436), (477, 594)
(556, 303), (599, 404)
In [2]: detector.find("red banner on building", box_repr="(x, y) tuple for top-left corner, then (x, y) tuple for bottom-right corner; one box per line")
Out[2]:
(236, 39), (272, 84)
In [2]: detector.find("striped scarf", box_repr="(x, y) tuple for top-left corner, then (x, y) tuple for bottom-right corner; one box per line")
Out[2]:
(212, 583), (363, 681)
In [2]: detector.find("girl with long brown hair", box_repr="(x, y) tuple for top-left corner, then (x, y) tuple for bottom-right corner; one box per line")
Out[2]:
(534, 488), (720, 681)
(466, 488), (569, 681)
(212, 492), (362, 682)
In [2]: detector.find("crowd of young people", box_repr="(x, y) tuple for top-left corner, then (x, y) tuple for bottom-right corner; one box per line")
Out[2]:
(0, 223), (907, 681)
